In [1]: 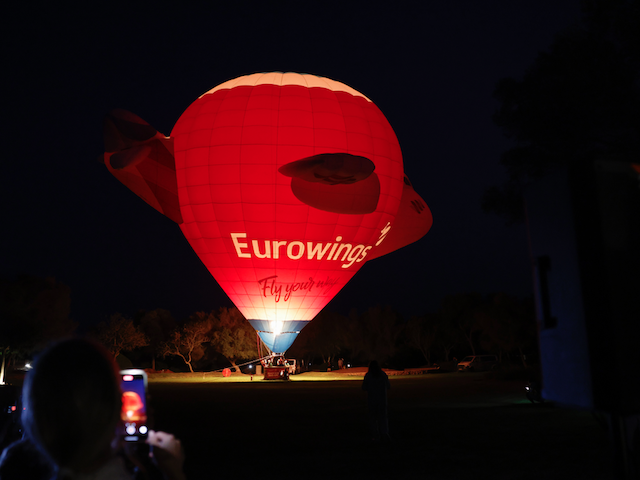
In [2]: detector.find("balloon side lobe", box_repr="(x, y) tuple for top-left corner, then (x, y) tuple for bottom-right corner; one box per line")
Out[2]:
(103, 110), (182, 224)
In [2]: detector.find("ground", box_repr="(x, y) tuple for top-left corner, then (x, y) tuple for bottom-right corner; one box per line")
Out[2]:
(146, 370), (614, 480)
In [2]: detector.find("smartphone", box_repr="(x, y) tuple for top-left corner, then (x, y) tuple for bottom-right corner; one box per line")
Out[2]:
(119, 369), (149, 442)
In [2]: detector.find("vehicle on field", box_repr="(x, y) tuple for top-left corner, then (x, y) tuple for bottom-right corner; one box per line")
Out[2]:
(284, 359), (298, 375)
(11, 358), (33, 371)
(457, 355), (498, 372)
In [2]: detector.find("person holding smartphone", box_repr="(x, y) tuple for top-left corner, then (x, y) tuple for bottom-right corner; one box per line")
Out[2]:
(20, 337), (186, 480)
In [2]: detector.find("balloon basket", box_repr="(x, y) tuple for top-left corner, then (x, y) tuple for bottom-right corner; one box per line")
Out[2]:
(263, 366), (289, 381)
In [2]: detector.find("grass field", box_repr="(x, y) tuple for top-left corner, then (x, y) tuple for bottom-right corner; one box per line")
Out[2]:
(147, 370), (614, 480)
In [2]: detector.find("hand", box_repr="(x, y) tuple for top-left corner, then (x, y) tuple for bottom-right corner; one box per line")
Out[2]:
(146, 430), (186, 480)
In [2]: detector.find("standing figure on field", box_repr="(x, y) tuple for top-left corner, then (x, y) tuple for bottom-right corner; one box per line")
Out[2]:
(362, 360), (391, 442)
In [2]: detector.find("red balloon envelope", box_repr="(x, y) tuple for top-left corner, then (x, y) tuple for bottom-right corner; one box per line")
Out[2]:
(103, 73), (432, 353)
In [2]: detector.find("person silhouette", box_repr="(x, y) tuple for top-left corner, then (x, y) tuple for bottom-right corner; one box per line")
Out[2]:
(20, 337), (186, 480)
(361, 360), (391, 442)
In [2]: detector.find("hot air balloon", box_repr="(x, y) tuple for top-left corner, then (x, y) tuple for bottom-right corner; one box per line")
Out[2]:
(102, 72), (432, 354)
(121, 391), (145, 422)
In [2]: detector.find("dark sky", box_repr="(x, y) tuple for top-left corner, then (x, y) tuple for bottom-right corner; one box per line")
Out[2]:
(3, 1), (582, 326)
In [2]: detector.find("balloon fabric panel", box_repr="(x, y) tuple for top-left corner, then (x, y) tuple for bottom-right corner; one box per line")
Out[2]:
(172, 74), (404, 339)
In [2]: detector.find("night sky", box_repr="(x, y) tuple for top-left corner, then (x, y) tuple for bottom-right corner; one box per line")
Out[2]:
(3, 1), (582, 327)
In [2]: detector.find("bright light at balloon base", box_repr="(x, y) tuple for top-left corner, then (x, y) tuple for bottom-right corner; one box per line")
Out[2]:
(270, 320), (284, 336)
(248, 319), (308, 353)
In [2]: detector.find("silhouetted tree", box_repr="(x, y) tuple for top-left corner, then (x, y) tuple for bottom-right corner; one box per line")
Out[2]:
(440, 293), (484, 356)
(161, 313), (212, 372)
(95, 313), (148, 360)
(406, 313), (439, 365)
(347, 306), (402, 365)
(477, 293), (537, 366)
(483, 1), (640, 224)
(137, 308), (177, 370)
(0, 275), (76, 383)
(289, 311), (349, 366)
(434, 310), (459, 362)
(209, 307), (257, 372)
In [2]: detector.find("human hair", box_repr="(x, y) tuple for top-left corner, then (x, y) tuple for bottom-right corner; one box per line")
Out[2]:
(367, 360), (382, 378)
(21, 337), (122, 474)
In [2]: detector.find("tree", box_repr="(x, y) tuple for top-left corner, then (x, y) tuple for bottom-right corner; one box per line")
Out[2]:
(0, 275), (77, 383)
(161, 313), (213, 372)
(138, 308), (176, 370)
(434, 310), (459, 362)
(95, 313), (148, 359)
(406, 313), (439, 365)
(477, 293), (537, 366)
(439, 293), (483, 356)
(290, 310), (349, 366)
(209, 307), (257, 372)
(483, 1), (640, 224)
(346, 306), (403, 366)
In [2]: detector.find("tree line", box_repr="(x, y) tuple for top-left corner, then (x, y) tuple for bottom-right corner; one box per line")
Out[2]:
(0, 275), (537, 377)
(94, 307), (256, 373)
(288, 292), (537, 369)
